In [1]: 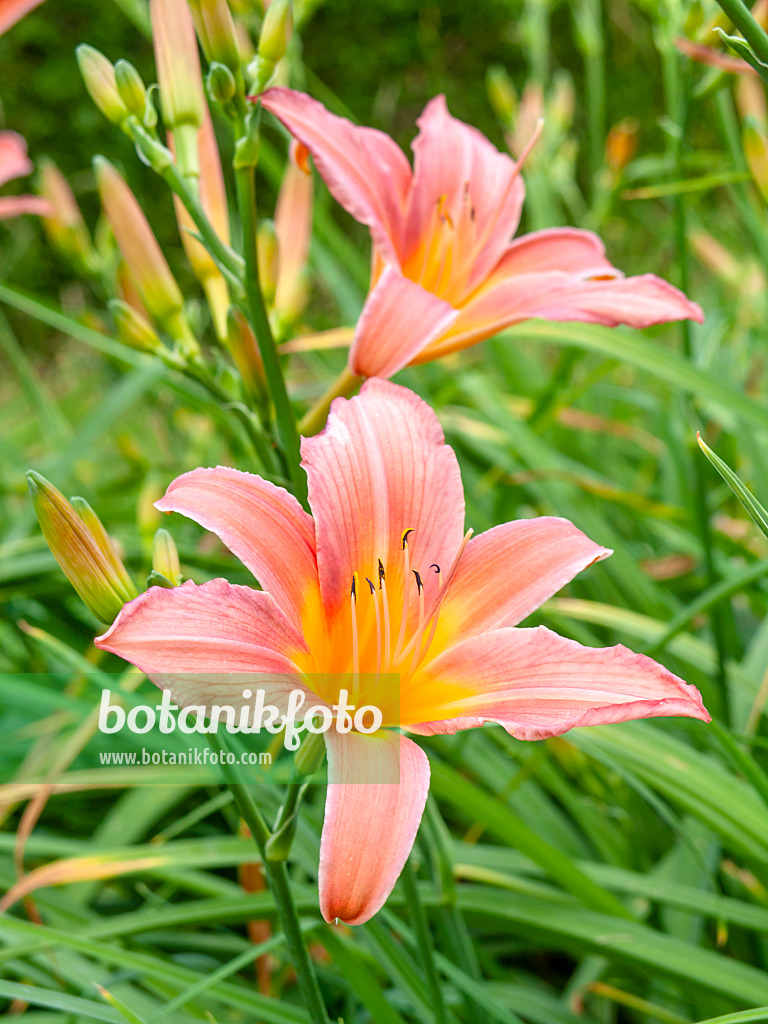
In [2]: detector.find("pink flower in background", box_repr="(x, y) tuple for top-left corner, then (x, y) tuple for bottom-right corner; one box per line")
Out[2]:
(96, 379), (709, 926)
(0, 0), (44, 35)
(0, 132), (49, 219)
(259, 88), (704, 379)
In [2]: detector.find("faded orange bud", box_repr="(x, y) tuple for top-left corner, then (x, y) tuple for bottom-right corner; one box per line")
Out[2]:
(226, 308), (268, 404)
(109, 299), (165, 354)
(257, 218), (279, 305)
(172, 106), (231, 339)
(274, 140), (312, 322)
(95, 156), (194, 348)
(151, 0), (207, 182)
(606, 118), (638, 174)
(38, 158), (96, 273)
(27, 471), (137, 623)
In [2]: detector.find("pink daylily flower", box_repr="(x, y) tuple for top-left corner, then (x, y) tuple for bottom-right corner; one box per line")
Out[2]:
(259, 88), (704, 379)
(0, 0), (45, 35)
(0, 132), (50, 219)
(96, 380), (709, 925)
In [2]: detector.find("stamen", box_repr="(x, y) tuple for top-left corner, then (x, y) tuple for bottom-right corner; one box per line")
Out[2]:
(366, 577), (382, 684)
(379, 558), (392, 671)
(418, 529), (474, 667)
(430, 563), (442, 591)
(393, 530), (414, 661)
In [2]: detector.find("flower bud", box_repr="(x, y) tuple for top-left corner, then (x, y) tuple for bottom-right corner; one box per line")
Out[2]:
(486, 65), (517, 130)
(95, 156), (186, 328)
(743, 117), (768, 205)
(115, 59), (147, 119)
(258, 0), (292, 65)
(28, 471), (137, 623)
(207, 61), (237, 104)
(150, 0), (207, 182)
(257, 218), (278, 305)
(248, 0), (292, 92)
(606, 117), (638, 174)
(152, 528), (182, 585)
(171, 107), (231, 340)
(293, 730), (324, 777)
(226, 308), (267, 404)
(274, 140), (312, 322)
(109, 299), (166, 354)
(190, 0), (241, 72)
(38, 158), (97, 274)
(76, 45), (129, 126)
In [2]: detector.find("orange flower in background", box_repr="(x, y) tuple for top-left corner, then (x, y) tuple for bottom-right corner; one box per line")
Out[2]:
(259, 89), (703, 379)
(96, 380), (709, 927)
(0, 0), (44, 35)
(0, 132), (49, 219)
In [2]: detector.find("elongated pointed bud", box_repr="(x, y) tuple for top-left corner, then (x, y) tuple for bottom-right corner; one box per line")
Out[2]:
(95, 156), (192, 345)
(76, 45), (129, 126)
(152, 528), (182, 585)
(744, 117), (768, 205)
(190, 0), (241, 72)
(151, 0), (206, 182)
(109, 299), (166, 354)
(257, 218), (279, 305)
(486, 64), (518, 131)
(115, 59), (147, 119)
(226, 308), (267, 404)
(274, 140), (312, 322)
(294, 730), (324, 777)
(171, 107), (231, 339)
(606, 117), (638, 174)
(38, 159), (97, 274)
(28, 472), (137, 623)
(249, 0), (291, 92)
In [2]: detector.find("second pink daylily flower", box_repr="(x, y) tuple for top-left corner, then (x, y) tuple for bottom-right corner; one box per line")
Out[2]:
(0, 132), (49, 219)
(259, 88), (703, 378)
(96, 380), (709, 927)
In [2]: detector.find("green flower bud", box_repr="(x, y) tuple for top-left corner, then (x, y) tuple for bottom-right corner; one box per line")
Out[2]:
(152, 528), (182, 586)
(76, 45), (129, 126)
(207, 61), (237, 104)
(115, 59), (147, 119)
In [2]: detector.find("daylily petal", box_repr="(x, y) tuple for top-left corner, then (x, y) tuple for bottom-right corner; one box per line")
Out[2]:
(430, 517), (611, 650)
(155, 466), (318, 633)
(425, 270), (704, 360)
(490, 228), (618, 278)
(348, 264), (459, 378)
(405, 625), (710, 739)
(0, 194), (50, 219)
(301, 378), (465, 620)
(260, 87), (412, 263)
(319, 729), (430, 925)
(406, 95), (524, 288)
(0, 0), (44, 36)
(274, 141), (313, 320)
(0, 131), (33, 187)
(95, 578), (310, 709)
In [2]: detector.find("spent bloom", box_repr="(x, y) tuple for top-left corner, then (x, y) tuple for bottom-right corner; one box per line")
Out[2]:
(259, 89), (703, 379)
(0, 132), (49, 219)
(96, 380), (709, 926)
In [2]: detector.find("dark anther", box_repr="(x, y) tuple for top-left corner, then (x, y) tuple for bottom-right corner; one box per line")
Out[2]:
(378, 558), (386, 586)
(401, 528), (414, 549)
(350, 574), (358, 599)
(429, 563), (441, 574)
(413, 570), (423, 593)
(366, 577), (376, 595)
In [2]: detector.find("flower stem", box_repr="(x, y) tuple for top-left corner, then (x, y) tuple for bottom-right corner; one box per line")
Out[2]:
(714, 0), (768, 68)
(299, 366), (363, 436)
(400, 858), (448, 1024)
(234, 163), (307, 505)
(209, 737), (331, 1024)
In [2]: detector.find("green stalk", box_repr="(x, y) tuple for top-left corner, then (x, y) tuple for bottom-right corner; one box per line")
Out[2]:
(234, 163), (307, 506)
(663, 35), (733, 722)
(400, 858), (448, 1024)
(209, 736), (331, 1024)
(714, 0), (768, 67)
(299, 366), (362, 436)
